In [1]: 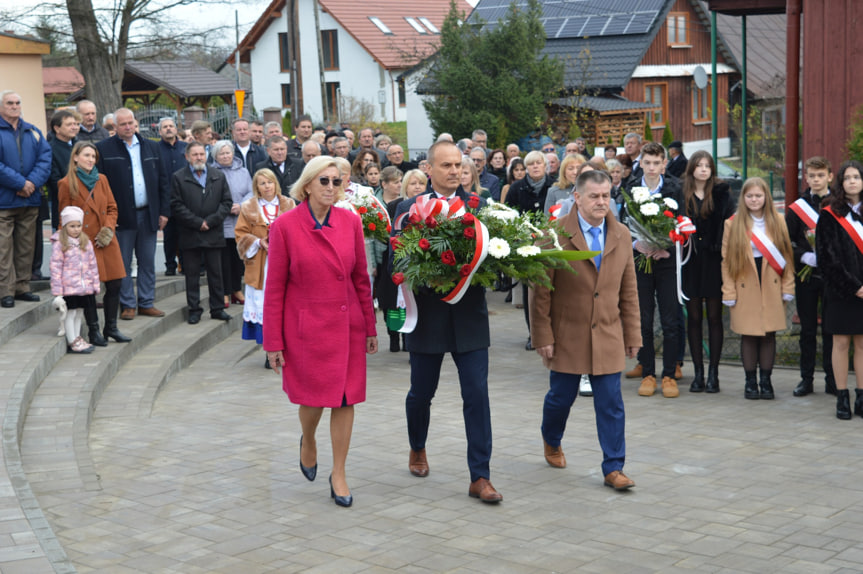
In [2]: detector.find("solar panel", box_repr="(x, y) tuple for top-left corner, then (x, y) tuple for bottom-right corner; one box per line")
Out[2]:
(626, 11), (657, 34)
(558, 16), (588, 38)
(580, 15), (609, 37)
(603, 13), (634, 36)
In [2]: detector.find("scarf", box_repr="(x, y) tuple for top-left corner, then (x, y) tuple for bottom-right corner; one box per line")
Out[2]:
(76, 167), (100, 191)
(527, 174), (546, 196)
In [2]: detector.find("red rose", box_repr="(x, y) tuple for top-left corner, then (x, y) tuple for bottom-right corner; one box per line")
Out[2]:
(462, 213), (475, 225)
(441, 250), (457, 266)
(386, 224), (392, 233)
(392, 272), (405, 285)
(358, 206), (368, 214)
(467, 195), (480, 209)
(368, 222), (376, 231)
(378, 211), (385, 220)
(463, 227), (476, 239)
(425, 216), (438, 228)
(409, 213), (422, 224)
(460, 264), (472, 277)
(677, 215), (685, 223)
(418, 238), (431, 250)
(390, 237), (402, 250)
(663, 210), (674, 218)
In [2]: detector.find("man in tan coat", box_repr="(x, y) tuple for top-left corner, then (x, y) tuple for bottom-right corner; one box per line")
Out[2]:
(530, 170), (642, 490)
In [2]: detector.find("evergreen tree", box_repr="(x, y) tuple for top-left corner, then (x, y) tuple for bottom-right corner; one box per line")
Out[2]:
(661, 121), (674, 149)
(643, 115), (654, 142)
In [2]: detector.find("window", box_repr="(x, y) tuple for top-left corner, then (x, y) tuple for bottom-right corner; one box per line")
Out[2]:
(667, 13), (688, 46)
(418, 17), (440, 34)
(278, 33), (290, 72)
(645, 83), (667, 127)
(325, 82), (340, 119)
(692, 82), (710, 122)
(322, 30), (339, 70)
(398, 78), (406, 107)
(405, 17), (427, 34)
(369, 17), (393, 35)
(281, 84), (292, 109)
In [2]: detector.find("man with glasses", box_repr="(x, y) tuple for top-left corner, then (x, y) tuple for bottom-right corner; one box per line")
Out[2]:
(471, 129), (488, 153)
(385, 144), (416, 173)
(0, 91), (51, 308)
(469, 146), (501, 200)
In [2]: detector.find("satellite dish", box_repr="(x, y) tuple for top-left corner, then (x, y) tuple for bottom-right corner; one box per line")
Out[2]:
(693, 66), (708, 89)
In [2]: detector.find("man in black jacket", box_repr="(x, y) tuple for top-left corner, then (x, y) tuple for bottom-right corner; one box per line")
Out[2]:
(170, 142), (232, 324)
(97, 108), (170, 319)
(254, 136), (302, 196)
(392, 141), (502, 503)
(231, 118), (266, 177)
(157, 117), (186, 276)
(665, 141), (687, 179)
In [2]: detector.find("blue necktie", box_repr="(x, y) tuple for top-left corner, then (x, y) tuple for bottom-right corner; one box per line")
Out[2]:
(588, 226), (602, 271)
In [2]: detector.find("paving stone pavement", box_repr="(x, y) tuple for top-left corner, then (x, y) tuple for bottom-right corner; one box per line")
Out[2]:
(12, 291), (863, 573)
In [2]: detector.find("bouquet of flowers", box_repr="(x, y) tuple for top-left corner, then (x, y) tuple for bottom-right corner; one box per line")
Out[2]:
(797, 229), (817, 282)
(621, 187), (682, 273)
(336, 188), (391, 243)
(391, 195), (596, 297)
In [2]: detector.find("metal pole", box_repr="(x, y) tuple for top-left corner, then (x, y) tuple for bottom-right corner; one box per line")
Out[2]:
(711, 11), (718, 159)
(741, 15), (747, 178)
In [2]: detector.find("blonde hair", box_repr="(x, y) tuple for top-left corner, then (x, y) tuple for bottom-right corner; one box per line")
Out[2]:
(524, 150), (546, 167)
(290, 156), (346, 202)
(460, 156), (483, 195)
(724, 177), (793, 281)
(58, 226), (90, 252)
(401, 169), (428, 198)
(66, 142), (100, 201)
(556, 154), (585, 188)
(251, 168), (282, 200)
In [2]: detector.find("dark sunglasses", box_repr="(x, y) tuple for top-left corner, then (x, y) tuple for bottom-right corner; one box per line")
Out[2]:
(318, 177), (343, 187)
(542, 147), (555, 153)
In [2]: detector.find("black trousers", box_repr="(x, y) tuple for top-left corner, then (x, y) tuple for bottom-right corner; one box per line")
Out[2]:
(182, 247), (224, 315)
(163, 218), (180, 272)
(796, 275), (834, 383)
(221, 238), (244, 295)
(635, 257), (681, 379)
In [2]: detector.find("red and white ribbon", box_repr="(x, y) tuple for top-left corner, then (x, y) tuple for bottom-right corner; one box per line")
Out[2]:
(750, 227), (786, 276)
(673, 215), (697, 304)
(789, 198), (819, 230)
(548, 203), (562, 221)
(824, 206), (863, 255)
(441, 217), (489, 304)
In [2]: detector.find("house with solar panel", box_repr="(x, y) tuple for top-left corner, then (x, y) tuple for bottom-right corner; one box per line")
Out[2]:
(409, 0), (743, 157)
(227, 0), (472, 127)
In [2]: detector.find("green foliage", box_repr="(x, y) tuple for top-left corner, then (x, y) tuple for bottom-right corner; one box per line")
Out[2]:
(726, 101), (784, 172)
(282, 111), (293, 138)
(846, 104), (863, 163)
(643, 115), (653, 141)
(661, 121), (674, 148)
(423, 0), (564, 144)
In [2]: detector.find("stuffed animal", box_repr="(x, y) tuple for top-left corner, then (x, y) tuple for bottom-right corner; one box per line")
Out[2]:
(52, 296), (67, 337)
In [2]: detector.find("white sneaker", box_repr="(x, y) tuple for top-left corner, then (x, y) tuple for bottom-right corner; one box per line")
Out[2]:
(579, 374), (593, 397)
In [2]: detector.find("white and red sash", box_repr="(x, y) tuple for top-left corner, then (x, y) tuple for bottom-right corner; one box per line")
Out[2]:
(824, 206), (863, 255)
(750, 227), (786, 275)
(788, 197), (819, 230)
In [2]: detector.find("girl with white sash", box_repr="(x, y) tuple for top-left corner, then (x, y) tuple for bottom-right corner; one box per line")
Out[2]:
(815, 160), (863, 420)
(721, 177), (795, 400)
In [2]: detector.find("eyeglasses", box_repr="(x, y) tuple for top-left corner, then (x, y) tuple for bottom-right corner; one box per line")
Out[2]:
(318, 177), (343, 187)
(542, 147), (555, 153)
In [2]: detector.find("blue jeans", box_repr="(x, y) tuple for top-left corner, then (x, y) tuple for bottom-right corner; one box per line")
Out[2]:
(116, 209), (157, 310)
(542, 371), (626, 476)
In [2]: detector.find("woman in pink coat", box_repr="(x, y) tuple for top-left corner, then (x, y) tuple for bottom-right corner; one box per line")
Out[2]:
(264, 155), (378, 508)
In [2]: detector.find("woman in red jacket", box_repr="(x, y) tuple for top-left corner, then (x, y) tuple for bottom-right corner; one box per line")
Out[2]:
(263, 156), (378, 507)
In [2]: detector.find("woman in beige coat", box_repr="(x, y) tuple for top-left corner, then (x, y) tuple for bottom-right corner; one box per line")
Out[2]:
(721, 177), (795, 400)
(234, 168), (296, 367)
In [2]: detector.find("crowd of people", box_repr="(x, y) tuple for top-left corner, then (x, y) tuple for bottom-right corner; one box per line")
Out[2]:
(2, 87), (861, 508)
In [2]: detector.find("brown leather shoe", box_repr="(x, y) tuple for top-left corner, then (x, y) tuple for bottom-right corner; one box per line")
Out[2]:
(120, 307), (135, 320)
(408, 448), (429, 477)
(674, 361), (683, 379)
(661, 376), (680, 398)
(137, 306), (165, 317)
(625, 364), (643, 379)
(604, 470), (635, 491)
(543, 439), (566, 468)
(637, 375), (657, 396)
(469, 477), (502, 503)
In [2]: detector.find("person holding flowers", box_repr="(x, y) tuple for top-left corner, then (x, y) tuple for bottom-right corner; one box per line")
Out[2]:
(721, 177), (795, 400)
(815, 160), (863, 419)
(786, 156), (836, 397)
(391, 141), (503, 503)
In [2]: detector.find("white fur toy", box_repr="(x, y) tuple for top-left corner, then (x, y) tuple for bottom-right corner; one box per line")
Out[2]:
(53, 296), (67, 337)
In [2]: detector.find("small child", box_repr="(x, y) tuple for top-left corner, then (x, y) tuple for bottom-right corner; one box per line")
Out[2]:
(50, 206), (101, 354)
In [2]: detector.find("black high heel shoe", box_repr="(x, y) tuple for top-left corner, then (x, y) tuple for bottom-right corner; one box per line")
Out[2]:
(329, 474), (353, 507)
(299, 435), (317, 481)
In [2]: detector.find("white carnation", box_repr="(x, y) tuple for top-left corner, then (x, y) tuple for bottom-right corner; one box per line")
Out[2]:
(516, 245), (541, 257)
(639, 202), (660, 216)
(488, 238), (511, 259)
(631, 187), (651, 203)
(487, 209), (518, 221)
(662, 197), (679, 210)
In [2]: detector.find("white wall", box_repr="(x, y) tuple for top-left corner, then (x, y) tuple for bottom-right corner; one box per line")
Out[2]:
(683, 138), (731, 159)
(406, 91), (436, 158)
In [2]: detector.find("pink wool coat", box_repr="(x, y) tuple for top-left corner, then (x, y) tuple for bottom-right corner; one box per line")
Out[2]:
(263, 202), (377, 407)
(49, 233), (101, 297)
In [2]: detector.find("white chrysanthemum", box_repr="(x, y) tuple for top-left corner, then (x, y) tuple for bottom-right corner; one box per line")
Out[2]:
(516, 245), (541, 257)
(662, 197), (679, 210)
(355, 188), (374, 199)
(487, 209), (518, 221)
(631, 187), (651, 203)
(640, 202), (660, 216)
(488, 238), (511, 259)
(335, 200), (354, 211)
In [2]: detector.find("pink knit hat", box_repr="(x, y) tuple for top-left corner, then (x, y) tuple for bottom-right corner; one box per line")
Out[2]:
(60, 206), (84, 227)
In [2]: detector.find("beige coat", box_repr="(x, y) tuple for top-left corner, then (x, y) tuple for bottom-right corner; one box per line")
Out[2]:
(529, 209), (642, 376)
(234, 196), (296, 290)
(720, 218), (795, 336)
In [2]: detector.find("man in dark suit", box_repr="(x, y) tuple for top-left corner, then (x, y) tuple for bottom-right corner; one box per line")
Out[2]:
(97, 108), (170, 319)
(665, 141), (687, 179)
(530, 170), (641, 490)
(170, 142), (232, 324)
(231, 118), (266, 177)
(157, 117), (186, 276)
(392, 141), (502, 503)
(255, 136), (302, 197)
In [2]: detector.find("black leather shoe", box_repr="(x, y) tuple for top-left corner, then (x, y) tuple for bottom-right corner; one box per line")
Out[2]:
(793, 379), (814, 397)
(1, 296), (14, 308)
(689, 365), (705, 392)
(14, 292), (39, 302)
(759, 372), (775, 400)
(210, 309), (231, 321)
(837, 389), (852, 420)
(329, 475), (352, 507)
(104, 327), (132, 343)
(188, 313), (201, 325)
(744, 371), (759, 400)
(299, 435), (317, 481)
(265, 357), (271, 369)
(164, 269), (177, 276)
(705, 365), (720, 393)
(88, 329), (108, 347)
